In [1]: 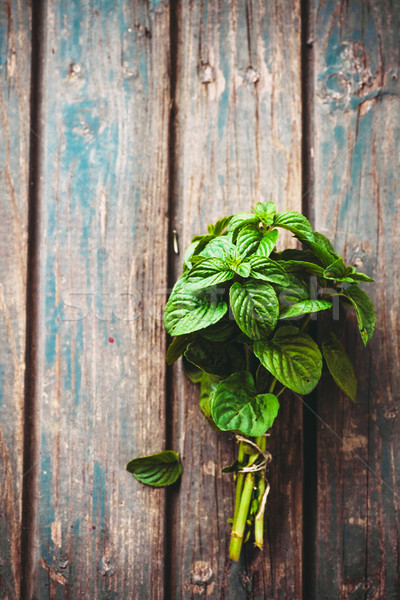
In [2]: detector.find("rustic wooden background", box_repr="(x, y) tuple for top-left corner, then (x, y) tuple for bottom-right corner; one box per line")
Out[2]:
(0, 1), (399, 598)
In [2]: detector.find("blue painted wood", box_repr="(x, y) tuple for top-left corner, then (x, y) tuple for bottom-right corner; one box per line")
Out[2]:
(169, 1), (303, 597)
(313, 1), (400, 597)
(31, 1), (170, 597)
(0, 2), (30, 598)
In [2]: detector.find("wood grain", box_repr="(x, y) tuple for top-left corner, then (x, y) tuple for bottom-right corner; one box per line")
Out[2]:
(312, 1), (400, 597)
(30, 1), (170, 597)
(0, 2), (30, 598)
(168, 1), (303, 597)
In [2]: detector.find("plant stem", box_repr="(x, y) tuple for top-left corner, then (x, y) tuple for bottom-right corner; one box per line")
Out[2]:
(233, 442), (246, 524)
(230, 452), (258, 561)
(254, 435), (267, 549)
(230, 468), (256, 560)
(301, 313), (312, 332)
(268, 377), (277, 393)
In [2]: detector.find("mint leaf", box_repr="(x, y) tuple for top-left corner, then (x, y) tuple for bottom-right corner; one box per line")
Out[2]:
(278, 260), (325, 277)
(248, 256), (289, 286)
(279, 299), (332, 319)
(323, 257), (347, 280)
(342, 285), (376, 344)
(348, 272), (374, 283)
(164, 283), (227, 335)
(183, 356), (204, 383)
(211, 372), (279, 436)
(166, 334), (192, 365)
(253, 201), (276, 225)
(254, 326), (323, 394)
(127, 451), (182, 487)
(305, 239), (337, 267)
(273, 211), (315, 242)
(235, 224), (263, 257)
(208, 215), (233, 235)
(228, 212), (259, 239)
(255, 229), (279, 257)
(275, 274), (310, 308)
(321, 332), (357, 401)
(199, 372), (222, 425)
(186, 258), (234, 290)
(185, 339), (246, 377)
(313, 231), (336, 253)
(200, 236), (235, 260)
(200, 320), (236, 342)
(230, 280), (279, 340)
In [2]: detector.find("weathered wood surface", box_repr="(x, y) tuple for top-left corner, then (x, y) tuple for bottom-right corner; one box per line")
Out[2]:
(312, 1), (400, 598)
(1, 0), (399, 598)
(0, 3), (30, 598)
(28, 1), (170, 598)
(169, 1), (303, 597)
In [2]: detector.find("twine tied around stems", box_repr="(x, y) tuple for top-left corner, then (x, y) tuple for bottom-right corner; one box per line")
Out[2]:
(235, 435), (272, 473)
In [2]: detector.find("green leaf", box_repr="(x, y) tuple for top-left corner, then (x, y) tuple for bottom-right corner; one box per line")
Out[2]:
(321, 332), (357, 401)
(274, 248), (321, 263)
(273, 211), (315, 242)
(185, 258), (234, 290)
(248, 256), (289, 286)
(166, 334), (192, 365)
(200, 320), (236, 342)
(274, 274), (310, 307)
(164, 282), (228, 335)
(183, 241), (201, 269)
(255, 229), (279, 257)
(228, 212), (259, 233)
(342, 285), (376, 344)
(305, 239), (337, 267)
(313, 231), (336, 253)
(208, 215), (233, 235)
(254, 326), (323, 394)
(323, 257), (347, 280)
(348, 271), (374, 283)
(127, 451), (182, 487)
(230, 280), (279, 340)
(230, 260), (251, 278)
(211, 372), (280, 436)
(235, 224), (263, 257)
(200, 236), (235, 260)
(185, 339), (246, 377)
(222, 460), (242, 473)
(279, 299), (332, 319)
(253, 201), (276, 225)
(183, 356), (204, 383)
(278, 260), (325, 277)
(199, 372), (222, 425)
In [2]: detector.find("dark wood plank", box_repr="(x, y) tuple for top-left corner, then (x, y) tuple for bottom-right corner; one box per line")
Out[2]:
(313, 1), (400, 597)
(0, 3), (30, 598)
(169, 1), (303, 597)
(31, 2), (170, 597)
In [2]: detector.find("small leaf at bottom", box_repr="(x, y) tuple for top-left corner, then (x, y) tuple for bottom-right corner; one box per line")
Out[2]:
(127, 451), (182, 487)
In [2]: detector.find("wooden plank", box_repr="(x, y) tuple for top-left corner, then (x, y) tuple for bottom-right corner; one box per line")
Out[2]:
(31, 1), (170, 597)
(312, 1), (400, 597)
(169, 1), (303, 597)
(0, 3), (30, 598)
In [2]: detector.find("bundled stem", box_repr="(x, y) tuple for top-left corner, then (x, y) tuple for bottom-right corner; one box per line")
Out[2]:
(229, 436), (271, 560)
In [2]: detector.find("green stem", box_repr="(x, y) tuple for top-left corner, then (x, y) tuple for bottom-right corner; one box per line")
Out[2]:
(233, 442), (246, 524)
(301, 313), (312, 332)
(254, 436), (267, 549)
(230, 467), (256, 561)
(268, 377), (277, 393)
(230, 452), (258, 561)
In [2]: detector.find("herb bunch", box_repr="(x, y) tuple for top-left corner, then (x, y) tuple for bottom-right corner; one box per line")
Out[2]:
(128, 201), (375, 561)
